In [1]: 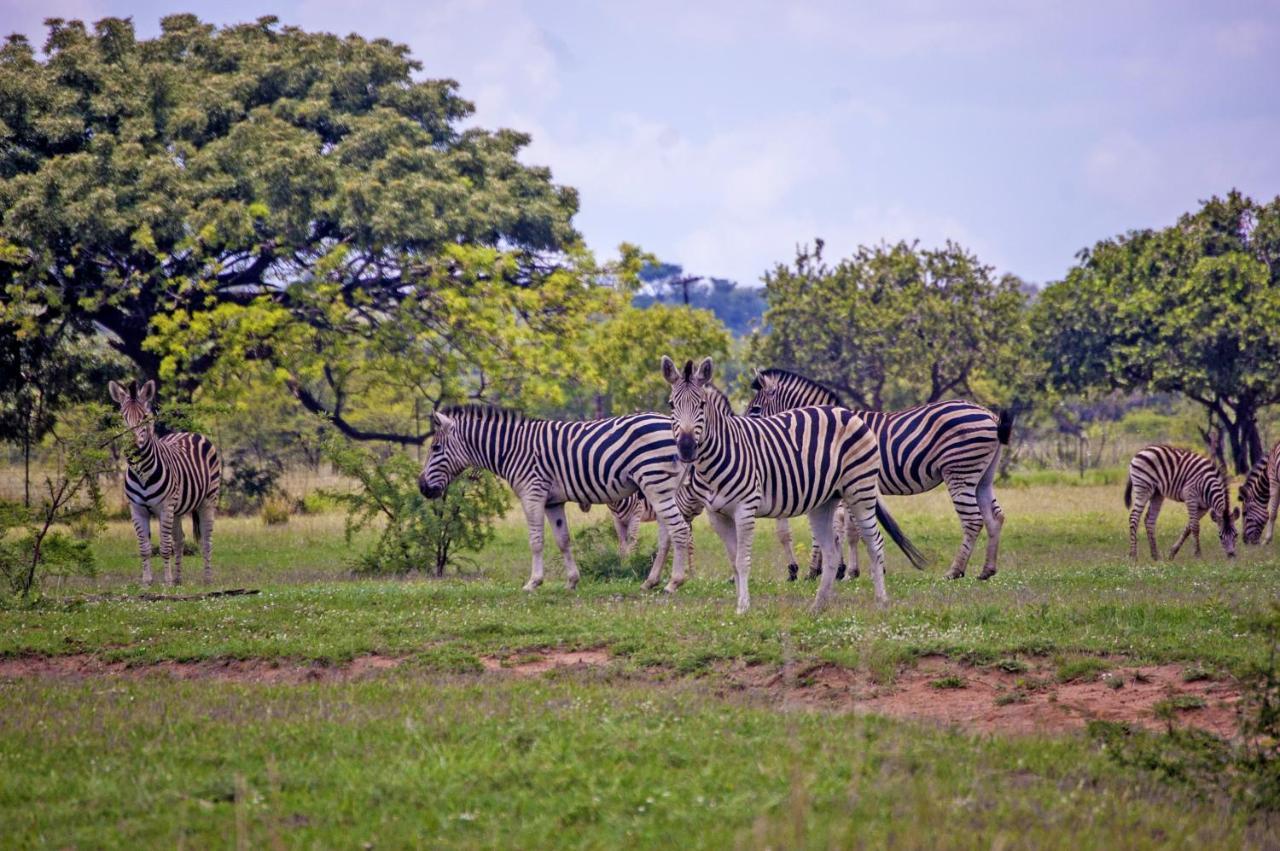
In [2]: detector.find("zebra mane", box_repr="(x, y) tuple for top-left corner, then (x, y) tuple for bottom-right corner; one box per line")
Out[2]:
(438, 404), (541, 424)
(752, 368), (844, 406)
(1241, 457), (1269, 502)
(703, 383), (737, 416)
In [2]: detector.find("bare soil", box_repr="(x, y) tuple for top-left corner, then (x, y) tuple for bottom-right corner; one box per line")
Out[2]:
(0, 650), (1244, 738)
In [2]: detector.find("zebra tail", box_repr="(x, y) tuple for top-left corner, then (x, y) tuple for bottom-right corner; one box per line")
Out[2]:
(875, 498), (927, 570)
(996, 409), (1014, 445)
(191, 511), (201, 541)
(1123, 476), (1132, 509)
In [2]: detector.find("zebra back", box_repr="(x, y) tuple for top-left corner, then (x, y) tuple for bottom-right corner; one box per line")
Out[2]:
(1129, 444), (1230, 518)
(1240, 457), (1270, 544)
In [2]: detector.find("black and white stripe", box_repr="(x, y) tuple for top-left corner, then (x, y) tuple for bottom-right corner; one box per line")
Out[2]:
(109, 380), (221, 586)
(664, 356), (924, 613)
(607, 472), (702, 580)
(748, 368), (1010, 580)
(418, 405), (693, 592)
(1125, 444), (1238, 559)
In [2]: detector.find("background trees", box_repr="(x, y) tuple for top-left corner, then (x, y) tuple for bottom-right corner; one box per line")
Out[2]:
(751, 240), (1029, 410)
(1035, 192), (1280, 472)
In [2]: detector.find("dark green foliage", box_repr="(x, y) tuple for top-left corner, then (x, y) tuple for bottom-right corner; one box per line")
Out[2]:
(326, 440), (508, 576)
(571, 522), (655, 583)
(222, 452), (283, 515)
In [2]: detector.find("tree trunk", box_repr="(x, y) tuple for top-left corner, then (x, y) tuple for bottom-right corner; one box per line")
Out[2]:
(1237, 401), (1264, 473)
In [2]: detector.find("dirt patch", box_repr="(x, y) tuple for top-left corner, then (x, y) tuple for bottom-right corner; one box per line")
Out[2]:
(0, 653), (403, 684)
(719, 655), (1242, 738)
(480, 648), (612, 675)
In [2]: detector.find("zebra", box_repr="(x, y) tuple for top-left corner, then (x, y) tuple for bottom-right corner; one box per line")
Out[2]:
(663, 356), (925, 613)
(748, 368), (1010, 580)
(418, 406), (693, 593)
(1125, 444), (1238, 560)
(606, 472), (703, 579)
(1240, 441), (1280, 546)
(108, 380), (221, 586)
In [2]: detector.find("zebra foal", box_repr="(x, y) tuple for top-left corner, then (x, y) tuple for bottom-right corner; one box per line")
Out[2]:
(109, 380), (221, 585)
(663, 356), (924, 613)
(1125, 444), (1238, 560)
(748, 368), (1009, 580)
(418, 406), (693, 592)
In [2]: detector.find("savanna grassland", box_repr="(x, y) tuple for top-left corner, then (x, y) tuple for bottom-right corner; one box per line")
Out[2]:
(3, 481), (1280, 848)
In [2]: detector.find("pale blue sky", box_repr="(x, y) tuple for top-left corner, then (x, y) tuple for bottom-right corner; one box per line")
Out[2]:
(4, 1), (1278, 285)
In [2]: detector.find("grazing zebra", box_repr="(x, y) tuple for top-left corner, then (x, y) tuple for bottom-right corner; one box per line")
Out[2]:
(418, 406), (693, 592)
(1240, 441), (1280, 546)
(607, 472), (703, 578)
(108, 380), (221, 586)
(663, 356), (925, 613)
(1125, 444), (1238, 560)
(748, 368), (1010, 580)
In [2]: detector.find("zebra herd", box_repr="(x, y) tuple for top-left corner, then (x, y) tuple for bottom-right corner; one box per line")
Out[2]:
(110, 365), (1279, 607)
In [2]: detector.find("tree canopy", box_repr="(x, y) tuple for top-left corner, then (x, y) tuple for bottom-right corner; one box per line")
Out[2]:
(751, 240), (1029, 410)
(1034, 191), (1280, 471)
(0, 15), (596, 443)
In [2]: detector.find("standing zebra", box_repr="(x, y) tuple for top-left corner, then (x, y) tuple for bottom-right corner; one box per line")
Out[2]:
(1125, 444), (1238, 560)
(108, 380), (221, 586)
(418, 406), (693, 593)
(748, 368), (1010, 580)
(1240, 441), (1280, 546)
(663, 356), (925, 613)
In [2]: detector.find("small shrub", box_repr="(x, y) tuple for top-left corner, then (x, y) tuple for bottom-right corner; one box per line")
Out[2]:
(1153, 694), (1206, 717)
(930, 675), (966, 690)
(260, 496), (291, 526)
(996, 657), (1028, 674)
(572, 522), (655, 583)
(1056, 656), (1110, 683)
(223, 454), (283, 515)
(1181, 665), (1211, 683)
(298, 491), (339, 515)
(326, 440), (509, 577)
(995, 690), (1029, 706)
(1101, 673), (1124, 690)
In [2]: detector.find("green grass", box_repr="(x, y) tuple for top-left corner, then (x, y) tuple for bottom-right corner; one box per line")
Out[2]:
(3, 482), (1280, 846)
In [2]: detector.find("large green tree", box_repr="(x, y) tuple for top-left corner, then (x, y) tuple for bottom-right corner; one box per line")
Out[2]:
(751, 240), (1029, 410)
(1035, 191), (1280, 472)
(0, 15), (596, 443)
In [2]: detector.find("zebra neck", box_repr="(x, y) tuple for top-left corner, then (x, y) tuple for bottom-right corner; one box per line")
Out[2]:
(462, 416), (531, 481)
(696, 400), (736, 466)
(127, 435), (162, 479)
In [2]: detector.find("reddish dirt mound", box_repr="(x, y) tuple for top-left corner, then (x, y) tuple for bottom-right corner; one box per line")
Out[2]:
(0, 653), (403, 684)
(480, 648), (611, 675)
(720, 655), (1242, 738)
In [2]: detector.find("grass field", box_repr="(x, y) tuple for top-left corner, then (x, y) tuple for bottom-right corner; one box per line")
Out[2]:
(3, 483), (1280, 847)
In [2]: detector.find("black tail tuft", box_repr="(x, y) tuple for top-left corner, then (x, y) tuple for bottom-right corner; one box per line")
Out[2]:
(875, 498), (927, 570)
(1123, 476), (1132, 509)
(191, 512), (201, 541)
(996, 409), (1014, 446)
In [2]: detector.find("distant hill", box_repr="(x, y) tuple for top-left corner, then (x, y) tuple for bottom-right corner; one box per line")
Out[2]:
(632, 263), (766, 336)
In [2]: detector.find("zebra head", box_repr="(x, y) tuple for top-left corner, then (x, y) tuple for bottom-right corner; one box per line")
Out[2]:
(108, 380), (156, 448)
(746, 368), (780, 417)
(662, 355), (714, 463)
(1239, 462), (1269, 545)
(1210, 478), (1240, 558)
(419, 411), (466, 499)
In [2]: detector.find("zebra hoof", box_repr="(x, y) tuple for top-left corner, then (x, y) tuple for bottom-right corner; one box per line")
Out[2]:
(662, 582), (681, 595)
(805, 568), (821, 581)
(522, 580), (543, 592)
(944, 568), (965, 580)
(787, 564), (798, 582)
(640, 578), (659, 591)
(566, 578), (580, 591)
(977, 567), (997, 581)
(849, 567), (860, 579)
(835, 563), (847, 581)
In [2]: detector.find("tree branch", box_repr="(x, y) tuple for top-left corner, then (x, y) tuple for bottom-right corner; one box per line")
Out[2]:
(287, 378), (429, 445)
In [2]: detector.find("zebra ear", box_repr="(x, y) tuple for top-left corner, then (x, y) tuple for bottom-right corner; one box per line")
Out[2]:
(432, 411), (455, 431)
(661, 356), (680, 385)
(108, 381), (128, 405)
(1232, 506), (1241, 521)
(136, 380), (156, 407)
(694, 357), (714, 384)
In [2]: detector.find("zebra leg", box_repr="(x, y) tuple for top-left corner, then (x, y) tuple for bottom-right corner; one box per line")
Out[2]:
(520, 496), (548, 591)
(130, 503), (154, 586)
(171, 514), (185, 586)
(848, 497), (890, 605)
(806, 538), (823, 581)
(197, 501), (215, 584)
(1168, 503), (1198, 560)
(844, 509), (861, 579)
(159, 506), (176, 586)
(808, 501), (841, 612)
(612, 510), (633, 558)
(774, 518), (801, 581)
(650, 521), (672, 582)
(644, 489), (692, 593)
(1143, 494), (1163, 560)
(732, 507), (757, 615)
(707, 510), (739, 583)
(834, 504), (848, 581)
(976, 464), (1004, 581)
(943, 476), (984, 580)
(1265, 484), (1280, 546)
(1128, 485), (1151, 560)
(545, 503), (580, 591)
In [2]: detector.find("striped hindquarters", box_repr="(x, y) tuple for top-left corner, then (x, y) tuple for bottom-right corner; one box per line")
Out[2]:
(127, 432), (221, 515)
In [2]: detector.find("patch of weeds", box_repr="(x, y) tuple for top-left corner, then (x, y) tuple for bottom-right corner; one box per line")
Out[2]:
(994, 690), (1029, 706)
(1132, 670), (1153, 684)
(1153, 694), (1206, 715)
(995, 657), (1028, 674)
(572, 523), (655, 583)
(1056, 656), (1110, 683)
(930, 675), (966, 690)
(416, 646), (484, 674)
(1101, 673), (1124, 690)
(1181, 665), (1212, 683)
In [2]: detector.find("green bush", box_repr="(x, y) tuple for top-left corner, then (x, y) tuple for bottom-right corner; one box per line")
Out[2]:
(326, 441), (509, 577)
(259, 496), (291, 526)
(571, 522), (656, 583)
(222, 453), (282, 515)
